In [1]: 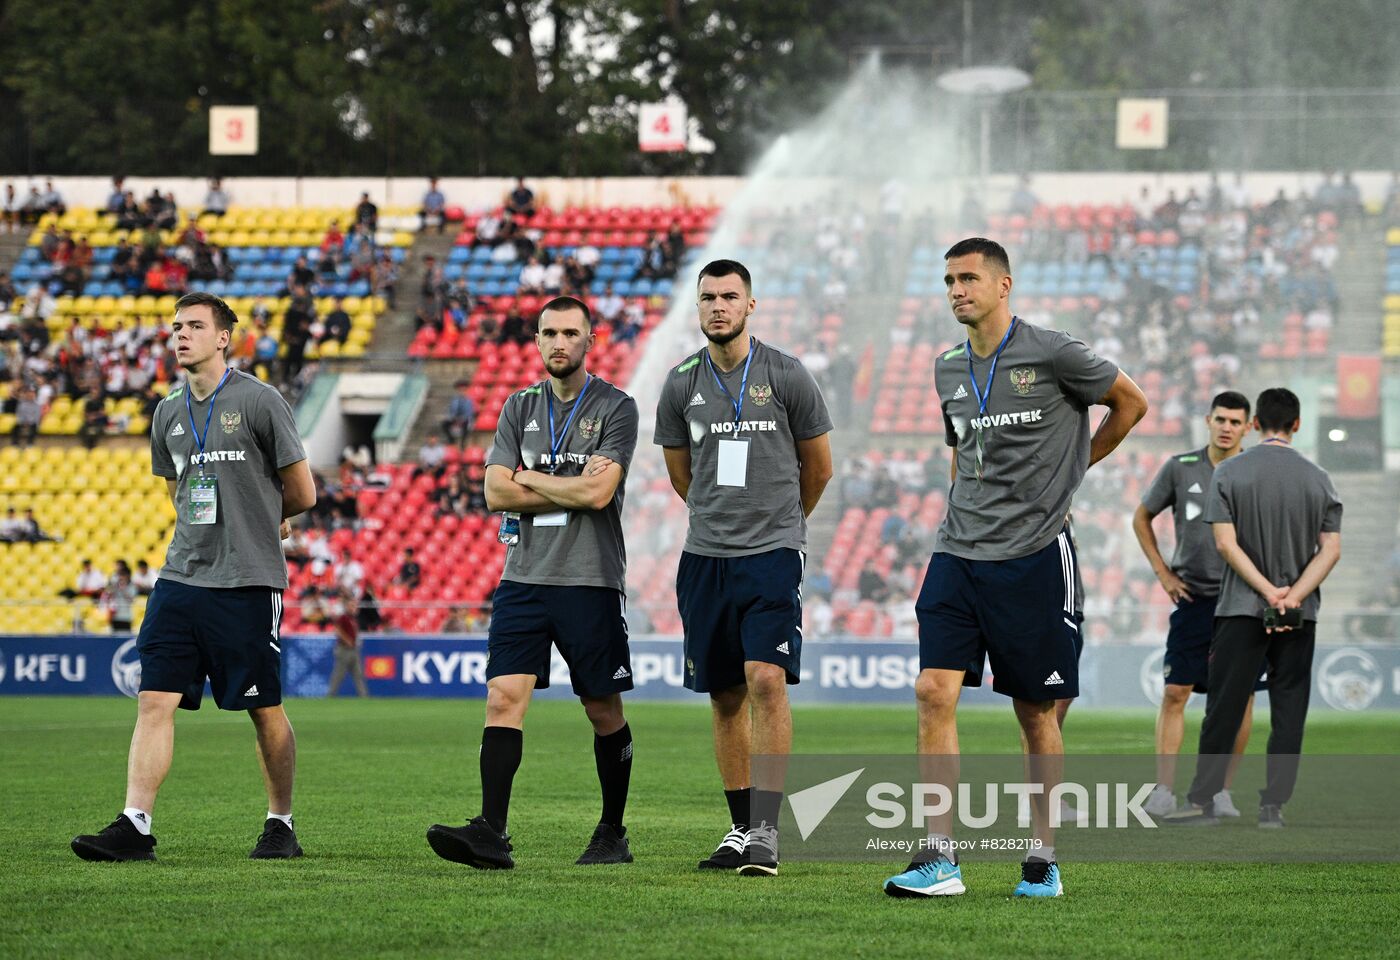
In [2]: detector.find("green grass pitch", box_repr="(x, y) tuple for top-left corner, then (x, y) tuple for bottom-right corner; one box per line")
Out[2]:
(2, 697), (1396, 959)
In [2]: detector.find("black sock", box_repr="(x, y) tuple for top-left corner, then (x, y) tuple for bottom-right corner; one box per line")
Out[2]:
(480, 726), (523, 834)
(725, 787), (751, 829)
(594, 723), (633, 828)
(751, 788), (783, 829)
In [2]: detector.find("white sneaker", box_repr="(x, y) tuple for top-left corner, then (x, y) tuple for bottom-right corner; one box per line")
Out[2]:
(1212, 790), (1241, 818)
(1144, 784), (1176, 817)
(1058, 798), (1088, 826)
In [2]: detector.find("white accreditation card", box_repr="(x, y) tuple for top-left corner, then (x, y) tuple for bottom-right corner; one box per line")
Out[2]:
(716, 437), (750, 487)
(533, 510), (568, 527)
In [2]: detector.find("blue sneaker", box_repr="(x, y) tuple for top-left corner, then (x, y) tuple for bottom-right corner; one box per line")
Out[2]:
(1013, 859), (1063, 897)
(883, 855), (965, 897)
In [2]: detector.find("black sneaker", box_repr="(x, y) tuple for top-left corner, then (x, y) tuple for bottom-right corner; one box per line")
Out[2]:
(71, 815), (157, 862)
(1258, 804), (1285, 829)
(736, 821), (778, 877)
(249, 818), (304, 859)
(426, 816), (515, 869)
(575, 823), (633, 865)
(697, 825), (748, 870)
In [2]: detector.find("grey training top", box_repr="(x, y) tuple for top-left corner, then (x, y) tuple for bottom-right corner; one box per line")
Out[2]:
(934, 319), (1119, 561)
(150, 369), (307, 589)
(653, 338), (832, 558)
(487, 376), (639, 592)
(1203, 443), (1343, 622)
(1141, 448), (1227, 597)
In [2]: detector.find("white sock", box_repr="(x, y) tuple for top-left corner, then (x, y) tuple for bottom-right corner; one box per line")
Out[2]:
(1028, 845), (1056, 864)
(123, 807), (152, 835)
(267, 811), (294, 828)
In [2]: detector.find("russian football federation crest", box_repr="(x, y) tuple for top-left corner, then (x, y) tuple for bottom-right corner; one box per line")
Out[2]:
(1009, 367), (1036, 395)
(220, 411), (242, 434)
(748, 383), (773, 406)
(578, 417), (601, 439)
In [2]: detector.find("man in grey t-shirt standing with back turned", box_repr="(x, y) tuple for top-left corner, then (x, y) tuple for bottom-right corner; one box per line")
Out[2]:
(72, 292), (317, 863)
(655, 259), (834, 877)
(1165, 387), (1343, 828)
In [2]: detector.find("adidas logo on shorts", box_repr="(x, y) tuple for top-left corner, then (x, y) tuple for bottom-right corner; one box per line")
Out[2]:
(524, 419), (540, 432)
(952, 384), (968, 400)
(688, 392), (706, 407)
(776, 641), (790, 654)
(244, 684), (259, 697)
(170, 422), (186, 436)
(612, 666), (631, 680)
(1043, 671), (1064, 686)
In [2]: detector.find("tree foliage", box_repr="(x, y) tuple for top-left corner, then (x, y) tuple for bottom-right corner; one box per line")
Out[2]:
(2, 0), (1398, 175)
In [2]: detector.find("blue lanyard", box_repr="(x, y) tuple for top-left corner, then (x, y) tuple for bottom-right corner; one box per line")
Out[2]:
(185, 368), (233, 474)
(546, 375), (592, 470)
(967, 317), (1018, 416)
(704, 340), (754, 428)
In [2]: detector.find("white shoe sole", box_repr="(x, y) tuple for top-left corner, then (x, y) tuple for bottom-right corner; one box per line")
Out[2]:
(736, 863), (778, 877)
(885, 877), (966, 897)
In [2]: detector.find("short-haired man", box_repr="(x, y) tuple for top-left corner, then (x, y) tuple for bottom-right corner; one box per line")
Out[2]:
(428, 296), (640, 869)
(420, 177), (447, 233)
(883, 238), (1146, 899)
(1165, 388), (1342, 828)
(72, 292), (316, 862)
(1135, 391), (1263, 818)
(654, 259), (834, 877)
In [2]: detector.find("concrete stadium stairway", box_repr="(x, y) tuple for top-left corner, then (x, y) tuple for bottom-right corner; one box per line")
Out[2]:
(1319, 471), (1400, 638)
(0, 231), (30, 278)
(1333, 217), (1385, 356)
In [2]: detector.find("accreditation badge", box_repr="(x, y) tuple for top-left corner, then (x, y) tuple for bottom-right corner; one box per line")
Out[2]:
(188, 474), (218, 525)
(716, 437), (750, 488)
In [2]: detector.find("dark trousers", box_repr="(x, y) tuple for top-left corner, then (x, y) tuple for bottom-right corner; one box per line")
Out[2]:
(1187, 616), (1316, 809)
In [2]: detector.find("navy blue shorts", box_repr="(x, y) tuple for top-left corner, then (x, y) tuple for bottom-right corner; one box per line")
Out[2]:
(137, 579), (285, 711)
(916, 529), (1081, 702)
(1164, 596), (1267, 693)
(677, 548), (803, 694)
(487, 580), (633, 698)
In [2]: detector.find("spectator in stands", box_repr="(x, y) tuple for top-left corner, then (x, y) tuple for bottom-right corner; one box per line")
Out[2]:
(505, 177), (536, 218)
(595, 283), (625, 327)
(614, 302), (644, 345)
(435, 472), (471, 517)
(63, 559), (107, 599)
(665, 221), (687, 266)
(419, 254), (447, 304)
(420, 177), (447, 233)
(39, 179), (66, 217)
(858, 560), (890, 603)
(415, 433), (447, 478)
(12, 385), (41, 445)
(0, 271), (15, 311)
(335, 549), (365, 598)
(18, 508), (59, 543)
(202, 177), (230, 217)
(78, 387), (107, 449)
(442, 379), (476, 449)
(1, 183), (17, 234)
(475, 209), (502, 247)
(394, 547), (421, 590)
(113, 191), (142, 230)
(1008, 174), (1039, 216)
(497, 304), (529, 345)
(286, 255), (316, 294)
(322, 297), (352, 346)
(355, 192), (378, 232)
(0, 508), (24, 542)
(103, 176), (126, 214)
(476, 313), (499, 341)
(562, 254), (591, 295)
(102, 566), (138, 633)
(374, 251), (398, 307)
(39, 224), (61, 262)
(282, 285), (315, 382)
(320, 218), (345, 253)
(517, 255), (546, 294)
(109, 239), (137, 287)
(441, 607), (471, 633)
(638, 232), (667, 279)
(132, 559), (156, 595)
(19, 185), (45, 225)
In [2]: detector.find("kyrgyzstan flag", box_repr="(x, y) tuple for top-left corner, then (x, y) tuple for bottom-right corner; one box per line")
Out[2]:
(364, 655), (398, 680)
(1336, 355), (1380, 418)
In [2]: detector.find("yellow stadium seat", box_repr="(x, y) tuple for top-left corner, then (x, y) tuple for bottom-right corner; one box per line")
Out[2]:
(341, 341), (366, 358)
